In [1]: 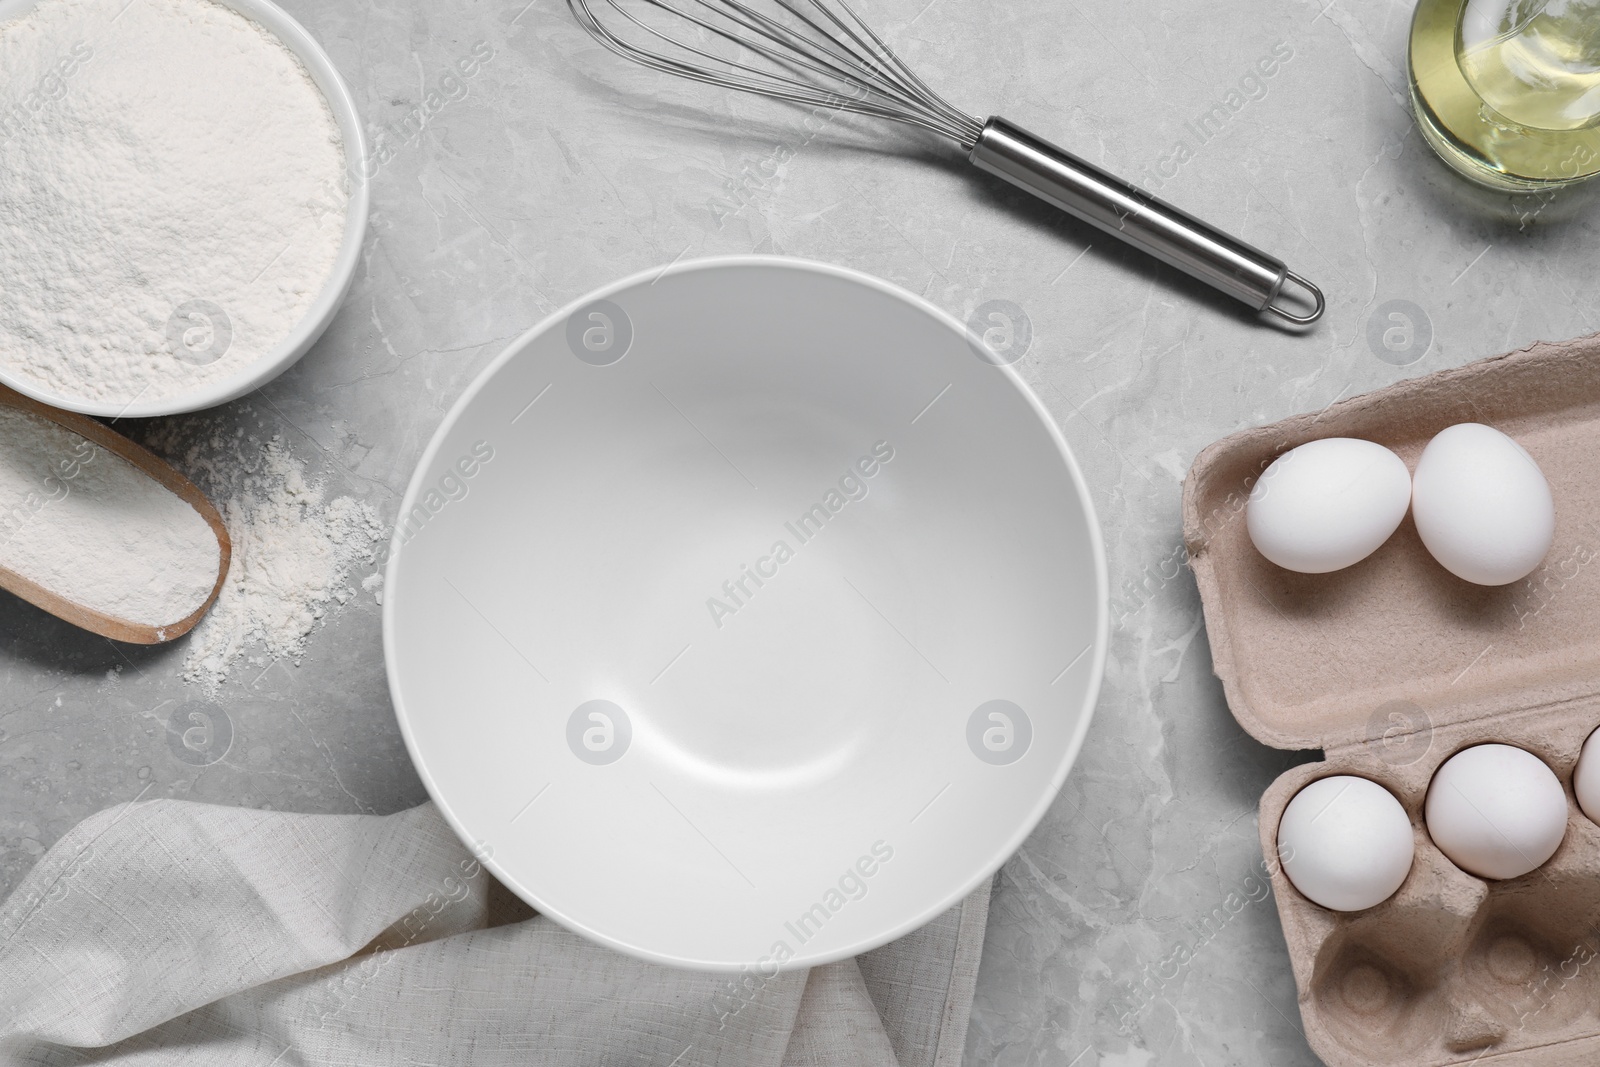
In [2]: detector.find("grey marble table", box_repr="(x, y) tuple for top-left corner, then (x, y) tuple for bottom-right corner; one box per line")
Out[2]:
(3, 0), (1596, 1063)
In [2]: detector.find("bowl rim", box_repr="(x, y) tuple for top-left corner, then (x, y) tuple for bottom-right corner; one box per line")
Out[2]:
(382, 253), (1110, 971)
(0, 0), (370, 418)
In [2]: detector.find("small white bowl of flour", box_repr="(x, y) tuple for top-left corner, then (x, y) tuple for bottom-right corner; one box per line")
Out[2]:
(0, 0), (369, 416)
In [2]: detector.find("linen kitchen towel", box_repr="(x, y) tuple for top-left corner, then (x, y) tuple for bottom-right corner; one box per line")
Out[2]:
(0, 798), (990, 1065)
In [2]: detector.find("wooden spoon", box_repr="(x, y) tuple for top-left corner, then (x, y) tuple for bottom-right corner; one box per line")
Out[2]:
(0, 385), (231, 644)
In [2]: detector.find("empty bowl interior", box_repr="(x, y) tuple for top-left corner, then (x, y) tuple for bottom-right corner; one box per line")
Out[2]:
(384, 258), (1107, 970)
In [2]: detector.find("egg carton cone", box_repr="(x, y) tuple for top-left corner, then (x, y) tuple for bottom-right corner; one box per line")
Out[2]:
(1182, 334), (1600, 1066)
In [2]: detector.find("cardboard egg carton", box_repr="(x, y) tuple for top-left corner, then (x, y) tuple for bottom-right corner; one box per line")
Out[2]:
(1182, 335), (1600, 1066)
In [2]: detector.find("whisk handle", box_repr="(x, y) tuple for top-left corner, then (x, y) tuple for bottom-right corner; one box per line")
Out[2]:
(969, 117), (1322, 324)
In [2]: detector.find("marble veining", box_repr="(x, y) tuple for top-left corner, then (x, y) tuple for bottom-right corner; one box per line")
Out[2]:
(2, 0), (1595, 1063)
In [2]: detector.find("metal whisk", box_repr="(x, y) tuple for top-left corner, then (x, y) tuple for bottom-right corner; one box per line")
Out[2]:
(568, 0), (1325, 325)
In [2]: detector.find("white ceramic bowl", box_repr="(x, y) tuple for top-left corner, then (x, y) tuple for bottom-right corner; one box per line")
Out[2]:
(0, 0), (368, 417)
(385, 257), (1108, 971)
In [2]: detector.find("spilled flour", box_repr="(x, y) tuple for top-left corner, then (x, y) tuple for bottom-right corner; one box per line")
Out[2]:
(139, 419), (383, 691)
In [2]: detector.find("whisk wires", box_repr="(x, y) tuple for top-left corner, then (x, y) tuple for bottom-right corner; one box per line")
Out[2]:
(568, 0), (986, 148)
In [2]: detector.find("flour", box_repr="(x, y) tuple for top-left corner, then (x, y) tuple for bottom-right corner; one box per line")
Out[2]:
(0, 0), (347, 406)
(0, 407), (218, 626)
(138, 418), (384, 691)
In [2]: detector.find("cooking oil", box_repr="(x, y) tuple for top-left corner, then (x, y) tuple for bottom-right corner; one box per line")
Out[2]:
(1410, 0), (1600, 190)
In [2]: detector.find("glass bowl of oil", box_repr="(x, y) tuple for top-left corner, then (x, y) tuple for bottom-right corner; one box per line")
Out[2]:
(1410, 0), (1600, 190)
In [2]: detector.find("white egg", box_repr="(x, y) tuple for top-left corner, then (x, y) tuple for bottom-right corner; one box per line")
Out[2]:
(1277, 775), (1415, 912)
(1246, 438), (1412, 574)
(1425, 744), (1567, 880)
(1574, 727), (1600, 825)
(1411, 423), (1555, 586)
